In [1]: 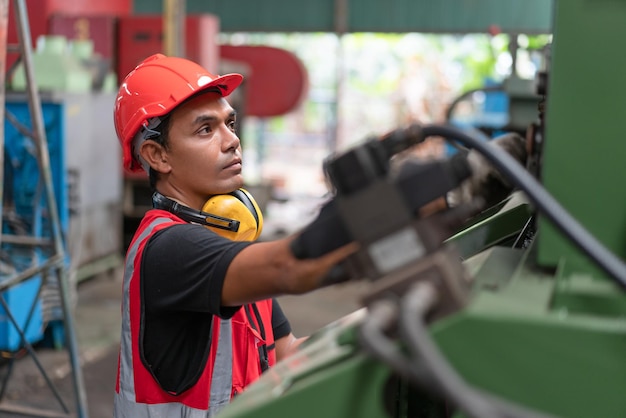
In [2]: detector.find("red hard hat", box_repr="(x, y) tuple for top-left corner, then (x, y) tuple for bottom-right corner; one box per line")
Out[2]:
(114, 53), (244, 173)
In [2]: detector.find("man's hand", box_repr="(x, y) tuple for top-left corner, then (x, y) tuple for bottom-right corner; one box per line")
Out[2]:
(275, 333), (308, 361)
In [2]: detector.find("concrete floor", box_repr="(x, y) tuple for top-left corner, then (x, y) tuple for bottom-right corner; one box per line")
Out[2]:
(0, 267), (368, 418)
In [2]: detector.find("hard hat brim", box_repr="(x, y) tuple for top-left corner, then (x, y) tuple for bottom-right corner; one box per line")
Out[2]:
(197, 72), (244, 98)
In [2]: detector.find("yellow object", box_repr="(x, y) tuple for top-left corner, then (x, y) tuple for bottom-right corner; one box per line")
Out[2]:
(202, 188), (264, 241)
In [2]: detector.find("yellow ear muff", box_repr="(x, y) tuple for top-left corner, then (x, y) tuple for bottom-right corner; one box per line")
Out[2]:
(201, 188), (264, 241)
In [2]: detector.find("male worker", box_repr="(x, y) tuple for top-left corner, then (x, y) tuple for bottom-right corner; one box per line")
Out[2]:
(113, 53), (355, 417)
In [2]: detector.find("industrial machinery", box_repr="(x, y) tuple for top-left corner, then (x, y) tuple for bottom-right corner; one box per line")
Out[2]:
(215, 1), (626, 417)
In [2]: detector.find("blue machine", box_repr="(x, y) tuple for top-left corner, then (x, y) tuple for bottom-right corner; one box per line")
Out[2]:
(445, 75), (540, 161)
(1, 96), (69, 351)
(445, 79), (509, 156)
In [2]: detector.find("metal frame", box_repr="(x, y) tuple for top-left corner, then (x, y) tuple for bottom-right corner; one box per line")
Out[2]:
(0, 0), (88, 416)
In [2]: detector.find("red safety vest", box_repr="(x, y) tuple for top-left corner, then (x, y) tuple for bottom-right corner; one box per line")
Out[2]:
(114, 210), (276, 417)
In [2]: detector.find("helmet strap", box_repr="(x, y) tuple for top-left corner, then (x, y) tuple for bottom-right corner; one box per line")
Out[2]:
(132, 117), (163, 173)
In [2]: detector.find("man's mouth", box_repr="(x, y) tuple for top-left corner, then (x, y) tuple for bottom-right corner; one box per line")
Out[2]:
(225, 158), (242, 169)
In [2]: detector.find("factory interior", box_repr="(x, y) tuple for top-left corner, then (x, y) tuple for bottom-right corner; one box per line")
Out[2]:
(0, 0), (624, 417)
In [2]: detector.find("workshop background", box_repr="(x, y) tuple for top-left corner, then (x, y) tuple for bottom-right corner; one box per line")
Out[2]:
(0, 0), (625, 418)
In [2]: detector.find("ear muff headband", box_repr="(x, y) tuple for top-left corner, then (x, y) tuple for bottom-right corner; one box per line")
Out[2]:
(152, 188), (263, 241)
(152, 191), (241, 231)
(230, 189), (260, 226)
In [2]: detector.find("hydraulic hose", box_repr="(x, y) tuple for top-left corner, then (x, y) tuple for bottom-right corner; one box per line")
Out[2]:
(421, 124), (626, 289)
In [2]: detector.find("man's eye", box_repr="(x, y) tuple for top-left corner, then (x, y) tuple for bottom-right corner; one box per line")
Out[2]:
(228, 121), (237, 132)
(198, 126), (211, 134)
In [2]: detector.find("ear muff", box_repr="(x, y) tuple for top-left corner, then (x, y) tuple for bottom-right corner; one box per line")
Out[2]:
(202, 188), (263, 242)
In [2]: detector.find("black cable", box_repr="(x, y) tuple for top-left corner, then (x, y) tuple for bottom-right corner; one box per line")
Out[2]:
(445, 84), (504, 124)
(398, 282), (502, 418)
(358, 299), (414, 379)
(359, 286), (557, 418)
(399, 282), (558, 418)
(421, 124), (626, 289)
(358, 299), (448, 400)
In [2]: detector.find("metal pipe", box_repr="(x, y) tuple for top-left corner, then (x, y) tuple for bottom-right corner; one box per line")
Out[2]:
(12, 0), (89, 416)
(0, 0), (8, 249)
(0, 295), (70, 413)
(163, 0), (186, 57)
(0, 255), (62, 292)
(332, 0), (348, 152)
(0, 234), (52, 246)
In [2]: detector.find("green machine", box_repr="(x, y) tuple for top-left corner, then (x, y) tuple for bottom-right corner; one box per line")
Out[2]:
(219, 1), (626, 417)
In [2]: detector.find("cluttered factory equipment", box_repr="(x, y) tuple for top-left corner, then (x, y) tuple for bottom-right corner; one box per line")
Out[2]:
(0, 0), (121, 416)
(213, 1), (626, 418)
(0, 0), (624, 417)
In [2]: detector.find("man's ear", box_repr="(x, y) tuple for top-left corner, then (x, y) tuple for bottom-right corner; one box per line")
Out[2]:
(139, 141), (171, 174)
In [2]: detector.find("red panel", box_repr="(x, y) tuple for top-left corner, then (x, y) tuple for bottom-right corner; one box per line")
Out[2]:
(220, 45), (308, 117)
(47, 0), (131, 16)
(116, 14), (220, 83)
(116, 15), (162, 82)
(48, 15), (117, 62)
(189, 15), (220, 74)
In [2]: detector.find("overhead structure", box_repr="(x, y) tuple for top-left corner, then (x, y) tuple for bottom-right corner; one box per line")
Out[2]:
(135, 0), (553, 34)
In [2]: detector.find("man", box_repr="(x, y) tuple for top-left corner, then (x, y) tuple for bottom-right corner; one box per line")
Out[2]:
(113, 53), (355, 417)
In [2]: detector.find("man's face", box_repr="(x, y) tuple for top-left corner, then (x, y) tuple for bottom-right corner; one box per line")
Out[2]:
(163, 91), (243, 207)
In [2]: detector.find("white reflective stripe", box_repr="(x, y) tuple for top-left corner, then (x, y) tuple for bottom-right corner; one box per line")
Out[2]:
(114, 392), (210, 418)
(208, 319), (233, 417)
(117, 217), (235, 418)
(119, 218), (172, 400)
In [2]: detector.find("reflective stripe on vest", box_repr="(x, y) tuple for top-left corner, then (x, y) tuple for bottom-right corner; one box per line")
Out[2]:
(115, 217), (233, 418)
(209, 318), (233, 415)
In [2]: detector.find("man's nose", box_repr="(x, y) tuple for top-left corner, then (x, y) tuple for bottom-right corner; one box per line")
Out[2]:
(221, 126), (241, 151)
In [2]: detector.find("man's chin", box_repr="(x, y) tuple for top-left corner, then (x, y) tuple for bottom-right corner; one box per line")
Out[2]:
(213, 179), (245, 195)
